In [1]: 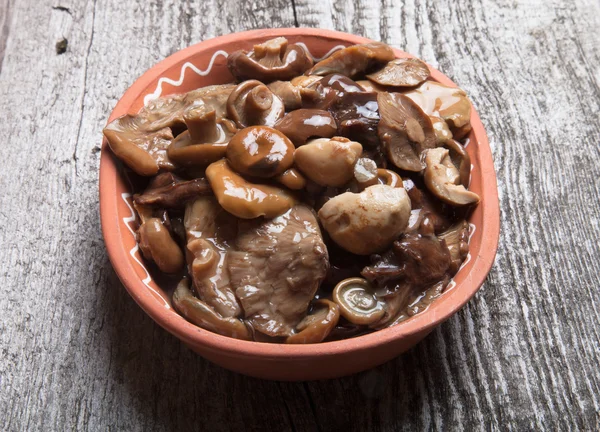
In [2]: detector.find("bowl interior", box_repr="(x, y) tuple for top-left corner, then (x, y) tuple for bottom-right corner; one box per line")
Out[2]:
(99, 28), (499, 358)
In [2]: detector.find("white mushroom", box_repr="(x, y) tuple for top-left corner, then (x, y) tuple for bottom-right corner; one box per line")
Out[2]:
(294, 137), (362, 187)
(318, 184), (411, 255)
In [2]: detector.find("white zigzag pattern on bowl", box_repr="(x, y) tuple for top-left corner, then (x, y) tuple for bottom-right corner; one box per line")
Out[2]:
(125, 44), (477, 310)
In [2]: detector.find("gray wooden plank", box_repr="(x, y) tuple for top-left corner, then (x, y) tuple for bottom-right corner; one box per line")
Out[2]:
(0, 0), (599, 431)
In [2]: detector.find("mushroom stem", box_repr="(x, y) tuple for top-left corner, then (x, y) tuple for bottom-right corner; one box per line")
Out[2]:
(245, 85), (273, 124)
(184, 106), (219, 142)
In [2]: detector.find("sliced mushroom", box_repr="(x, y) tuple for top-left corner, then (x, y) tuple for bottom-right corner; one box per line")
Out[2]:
(172, 278), (251, 340)
(135, 203), (184, 273)
(206, 159), (295, 219)
(167, 105), (237, 167)
(226, 126), (294, 178)
(227, 80), (285, 128)
(377, 92), (437, 172)
(444, 139), (471, 187)
(306, 42), (395, 77)
(423, 147), (480, 206)
(294, 137), (362, 187)
(134, 173), (212, 208)
(103, 116), (174, 176)
(332, 278), (385, 325)
(404, 80), (472, 139)
(318, 184), (412, 255)
(438, 220), (470, 274)
(274, 109), (337, 147)
(366, 57), (430, 87)
(267, 80), (302, 111)
(274, 168), (307, 190)
(227, 37), (313, 83)
(286, 300), (340, 344)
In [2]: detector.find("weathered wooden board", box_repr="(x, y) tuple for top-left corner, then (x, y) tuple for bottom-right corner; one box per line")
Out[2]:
(0, 0), (598, 430)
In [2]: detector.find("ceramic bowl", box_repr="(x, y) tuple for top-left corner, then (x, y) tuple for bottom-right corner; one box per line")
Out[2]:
(99, 28), (499, 381)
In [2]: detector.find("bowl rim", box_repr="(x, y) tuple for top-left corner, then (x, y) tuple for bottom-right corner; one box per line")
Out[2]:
(99, 27), (500, 359)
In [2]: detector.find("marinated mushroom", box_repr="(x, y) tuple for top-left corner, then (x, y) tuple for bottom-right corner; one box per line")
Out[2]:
(227, 80), (285, 128)
(423, 148), (480, 206)
(135, 203), (184, 273)
(267, 80), (302, 111)
(377, 92), (437, 172)
(404, 81), (472, 139)
(294, 137), (362, 187)
(274, 109), (337, 146)
(306, 42), (395, 77)
(134, 173), (212, 208)
(104, 38), (481, 344)
(206, 159), (295, 219)
(286, 300), (340, 344)
(173, 278), (251, 340)
(318, 184), (412, 255)
(167, 105), (237, 167)
(227, 37), (313, 83)
(366, 57), (430, 87)
(275, 168), (307, 190)
(226, 126), (294, 178)
(332, 278), (385, 325)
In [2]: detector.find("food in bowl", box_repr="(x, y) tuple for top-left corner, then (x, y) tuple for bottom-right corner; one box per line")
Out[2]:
(103, 37), (480, 344)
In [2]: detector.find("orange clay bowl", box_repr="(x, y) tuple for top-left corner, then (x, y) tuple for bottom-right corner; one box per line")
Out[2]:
(99, 28), (500, 381)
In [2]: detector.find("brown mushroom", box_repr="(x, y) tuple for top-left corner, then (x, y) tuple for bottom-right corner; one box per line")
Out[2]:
(205, 159), (295, 219)
(227, 37), (313, 83)
(377, 92), (437, 172)
(404, 80), (472, 139)
(134, 173), (212, 208)
(423, 148), (480, 206)
(294, 137), (362, 187)
(430, 115), (453, 145)
(274, 109), (337, 146)
(444, 139), (471, 187)
(103, 116), (174, 176)
(366, 57), (430, 87)
(354, 79), (387, 93)
(376, 169), (403, 188)
(172, 278), (251, 340)
(332, 278), (385, 325)
(274, 168), (307, 190)
(331, 91), (380, 148)
(227, 80), (285, 128)
(167, 105), (237, 167)
(438, 220), (470, 274)
(226, 126), (295, 178)
(267, 80), (302, 111)
(306, 42), (395, 77)
(318, 184), (412, 255)
(301, 74), (365, 110)
(286, 299), (340, 344)
(135, 203), (184, 273)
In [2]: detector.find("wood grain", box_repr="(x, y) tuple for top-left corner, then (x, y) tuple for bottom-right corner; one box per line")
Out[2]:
(0, 0), (599, 430)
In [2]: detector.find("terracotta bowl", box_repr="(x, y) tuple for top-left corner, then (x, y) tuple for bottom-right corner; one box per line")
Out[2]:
(99, 28), (499, 381)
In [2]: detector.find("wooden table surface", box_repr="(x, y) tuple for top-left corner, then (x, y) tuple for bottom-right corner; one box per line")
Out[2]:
(1, 0), (599, 430)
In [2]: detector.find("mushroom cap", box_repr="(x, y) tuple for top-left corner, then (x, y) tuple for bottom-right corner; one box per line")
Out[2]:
(366, 57), (430, 87)
(404, 80), (472, 139)
(438, 220), (470, 274)
(306, 42), (395, 77)
(332, 277), (385, 325)
(294, 137), (363, 187)
(172, 278), (251, 340)
(226, 80), (285, 128)
(318, 184), (412, 255)
(167, 106), (237, 167)
(206, 159), (296, 219)
(134, 173), (212, 208)
(444, 139), (471, 187)
(267, 80), (302, 111)
(226, 126), (295, 178)
(330, 91), (380, 148)
(423, 147), (480, 206)
(353, 157), (378, 185)
(274, 109), (337, 147)
(227, 37), (314, 83)
(430, 115), (453, 145)
(285, 299), (340, 344)
(377, 91), (437, 172)
(138, 217), (184, 273)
